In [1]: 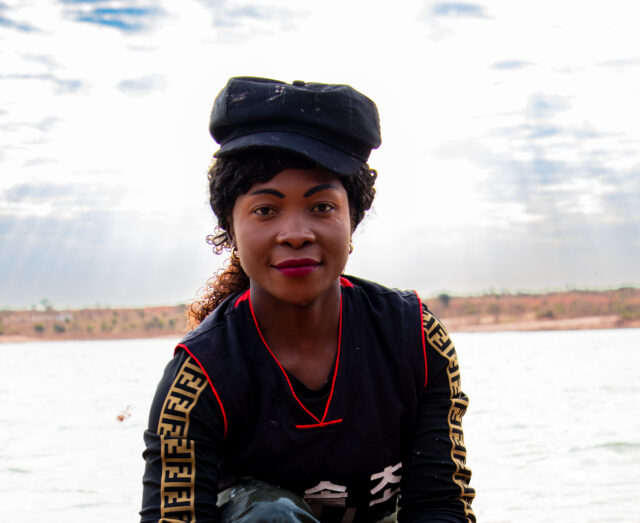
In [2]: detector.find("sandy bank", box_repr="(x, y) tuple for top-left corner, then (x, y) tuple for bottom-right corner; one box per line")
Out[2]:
(441, 315), (640, 333)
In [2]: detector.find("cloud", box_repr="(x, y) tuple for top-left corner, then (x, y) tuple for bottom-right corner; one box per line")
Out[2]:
(0, 206), (219, 308)
(488, 122), (603, 142)
(490, 59), (535, 70)
(196, 0), (303, 32)
(0, 2), (38, 31)
(22, 157), (58, 167)
(0, 73), (84, 94)
(0, 15), (37, 32)
(598, 57), (640, 68)
(20, 53), (61, 69)
(418, 1), (488, 40)
(3, 182), (73, 203)
(117, 74), (166, 95)
(434, 106), (640, 232)
(60, 0), (164, 32)
(525, 93), (570, 120)
(391, 138), (640, 293)
(430, 2), (487, 18)
(0, 116), (62, 136)
(0, 182), (125, 222)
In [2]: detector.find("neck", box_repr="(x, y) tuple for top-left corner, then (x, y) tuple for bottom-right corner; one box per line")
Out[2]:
(249, 281), (341, 353)
(248, 280), (342, 390)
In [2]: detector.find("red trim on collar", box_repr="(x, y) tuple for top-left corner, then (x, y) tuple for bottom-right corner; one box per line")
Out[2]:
(248, 294), (343, 427)
(234, 289), (250, 308)
(296, 419), (343, 429)
(339, 276), (354, 287)
(415, 291), (428, 389)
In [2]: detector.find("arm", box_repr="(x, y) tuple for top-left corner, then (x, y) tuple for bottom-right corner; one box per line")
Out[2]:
(399, 305), (476, 523)
(141, 350), (225, 523)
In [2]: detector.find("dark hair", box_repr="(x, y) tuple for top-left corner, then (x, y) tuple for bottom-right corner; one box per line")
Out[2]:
(188, 149), (377, 326)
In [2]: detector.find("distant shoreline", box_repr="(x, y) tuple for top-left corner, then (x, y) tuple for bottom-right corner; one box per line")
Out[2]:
(1, 315), (638, 344)
(1, 287), (638, 343)
(0, 332), (181, 344)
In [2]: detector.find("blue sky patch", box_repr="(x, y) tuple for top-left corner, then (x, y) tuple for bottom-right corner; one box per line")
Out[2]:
(0, 15), (37, 32)
(117, 75), (165, 95)
(431, 2), (487, 18)
(490, 59), (534, 70)
(225, 5), (264, 19)
(62, 2), (163, 32)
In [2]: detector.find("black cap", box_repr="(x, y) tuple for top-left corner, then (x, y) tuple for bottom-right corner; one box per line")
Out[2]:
(209, 77), (381, 175)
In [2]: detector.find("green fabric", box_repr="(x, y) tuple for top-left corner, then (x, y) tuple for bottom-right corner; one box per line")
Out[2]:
(217, 480), (398, 523)
(218, 480), (320, 523)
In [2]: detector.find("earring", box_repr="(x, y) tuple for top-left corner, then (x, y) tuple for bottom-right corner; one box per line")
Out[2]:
(232, 246), (239, 259)
(348, 242), (354, 254)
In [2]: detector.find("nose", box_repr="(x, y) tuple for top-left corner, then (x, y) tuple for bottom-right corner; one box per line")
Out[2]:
(275, 214), (315, 249)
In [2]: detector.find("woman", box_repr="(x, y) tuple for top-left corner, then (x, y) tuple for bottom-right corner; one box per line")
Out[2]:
(141, 77), (475, 522)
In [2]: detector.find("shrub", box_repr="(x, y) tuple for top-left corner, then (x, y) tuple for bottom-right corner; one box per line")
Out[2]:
(536, 309), (555, 320)
(437, 293), (451, 308)
(145, 316), (164, 330)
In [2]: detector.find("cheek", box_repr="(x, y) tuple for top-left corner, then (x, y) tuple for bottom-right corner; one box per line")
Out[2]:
(230, 205), (252, 251)
(328, 216), (352, 256)
(235, 228), (263, 266)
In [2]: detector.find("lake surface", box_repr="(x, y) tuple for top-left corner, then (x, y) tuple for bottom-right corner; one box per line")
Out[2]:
(1, 329), (639, 522)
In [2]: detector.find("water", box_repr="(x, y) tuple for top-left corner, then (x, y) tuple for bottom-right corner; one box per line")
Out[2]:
(455, 329), (640, 523)
(1, 329), (639, 522)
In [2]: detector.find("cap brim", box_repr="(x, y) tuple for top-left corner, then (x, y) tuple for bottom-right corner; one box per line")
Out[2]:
(214, 131), (364, 176)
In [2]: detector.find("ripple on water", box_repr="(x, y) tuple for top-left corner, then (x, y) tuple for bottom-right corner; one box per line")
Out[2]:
(593, 441), (640, 453)
(6, 467), (31, 474)
(568, 441), (640, 454)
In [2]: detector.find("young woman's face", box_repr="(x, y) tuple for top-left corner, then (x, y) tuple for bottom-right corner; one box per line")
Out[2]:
(231, 167), (352, 307)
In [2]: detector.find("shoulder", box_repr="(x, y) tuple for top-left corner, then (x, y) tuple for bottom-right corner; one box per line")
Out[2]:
(341, 275), (423, 341)
(341, 274), (420, 311)
(420, 302), (457, 365)
(342, 275), (427, 385)
(176, 290), (256, 364)
(179, 291), (245, 343)
(173, 290), (256, 438)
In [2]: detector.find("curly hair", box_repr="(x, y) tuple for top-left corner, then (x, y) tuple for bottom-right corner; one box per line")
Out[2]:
(188, 149), (377, 327)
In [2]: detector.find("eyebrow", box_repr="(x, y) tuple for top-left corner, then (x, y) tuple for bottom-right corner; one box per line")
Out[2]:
(303, 184), (338, 198)
(249, 189), (285, 198)
(249, 184), (338, 199)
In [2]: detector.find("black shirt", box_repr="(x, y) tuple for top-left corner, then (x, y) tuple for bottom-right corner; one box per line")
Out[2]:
(141, 276), (475, 522)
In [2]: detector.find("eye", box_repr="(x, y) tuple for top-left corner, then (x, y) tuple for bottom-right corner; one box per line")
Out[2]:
(312, 202), (335, 213)
(252, 206), (276, 216)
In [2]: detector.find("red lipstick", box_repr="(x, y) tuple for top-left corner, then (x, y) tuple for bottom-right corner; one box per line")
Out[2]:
(274, 258), (320, 277)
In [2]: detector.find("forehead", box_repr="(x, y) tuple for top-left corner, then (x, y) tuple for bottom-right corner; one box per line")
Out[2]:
(247, 167), (345, 194)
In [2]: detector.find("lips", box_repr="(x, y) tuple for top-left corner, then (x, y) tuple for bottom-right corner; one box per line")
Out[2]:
(273, 258), (320, 277)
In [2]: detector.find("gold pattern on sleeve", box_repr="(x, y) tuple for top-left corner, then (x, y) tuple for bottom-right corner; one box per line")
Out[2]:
(157, 358), (209, 522)
(422, 309), (476, 521)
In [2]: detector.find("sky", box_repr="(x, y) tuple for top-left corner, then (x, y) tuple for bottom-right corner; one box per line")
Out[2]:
(1, 0), (639, 309)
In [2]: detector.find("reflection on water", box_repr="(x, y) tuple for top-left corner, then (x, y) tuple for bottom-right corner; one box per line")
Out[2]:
(1, 330), (639, 522)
